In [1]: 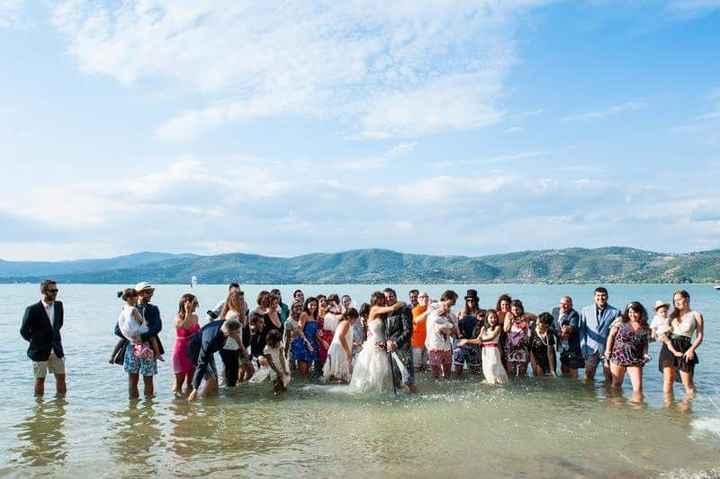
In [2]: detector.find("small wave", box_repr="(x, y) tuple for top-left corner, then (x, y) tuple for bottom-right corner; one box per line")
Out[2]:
(657, 468), (720, 479)
(692, 417), (720, 438)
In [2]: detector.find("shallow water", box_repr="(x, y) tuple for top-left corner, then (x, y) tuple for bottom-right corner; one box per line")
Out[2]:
(1, 283), (718, 478)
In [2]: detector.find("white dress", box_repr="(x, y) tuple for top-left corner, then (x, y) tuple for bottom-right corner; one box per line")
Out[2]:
(249, 344), (291, 387)
(346, 318), (393, 393)
(481, 328), (508, 385)
(323, 321), (353, 382)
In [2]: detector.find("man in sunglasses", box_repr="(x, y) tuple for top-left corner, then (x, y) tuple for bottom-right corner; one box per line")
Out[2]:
(20, 280), (67, 396)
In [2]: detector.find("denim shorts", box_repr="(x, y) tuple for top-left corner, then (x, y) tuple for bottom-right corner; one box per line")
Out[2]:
(452, 345), (481, 367)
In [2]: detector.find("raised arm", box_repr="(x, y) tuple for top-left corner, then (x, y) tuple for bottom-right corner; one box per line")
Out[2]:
(503, 313), (513, 333)
(370, 301), (406, 318)
(337, 321), (352, 360)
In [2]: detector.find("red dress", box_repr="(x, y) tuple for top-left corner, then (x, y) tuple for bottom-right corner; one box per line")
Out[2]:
(172, 322), (200, 374)
(317, 317), (334, 366)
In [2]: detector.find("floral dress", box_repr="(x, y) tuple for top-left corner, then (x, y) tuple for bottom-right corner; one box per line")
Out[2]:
(610, 324), (648, 367)
(504, 324), (530, 374)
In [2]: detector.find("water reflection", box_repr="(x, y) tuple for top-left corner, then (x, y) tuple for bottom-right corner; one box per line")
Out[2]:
(12, 397), (68, 467)
(108, 399), (164, 474)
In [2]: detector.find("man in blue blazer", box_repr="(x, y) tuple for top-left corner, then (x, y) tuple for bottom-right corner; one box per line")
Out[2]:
(579, 287), (621, 382)
(20, 280), (66, 396)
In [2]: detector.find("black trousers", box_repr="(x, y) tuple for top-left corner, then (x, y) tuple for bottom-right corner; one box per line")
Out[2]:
(219, 349), (239, 387)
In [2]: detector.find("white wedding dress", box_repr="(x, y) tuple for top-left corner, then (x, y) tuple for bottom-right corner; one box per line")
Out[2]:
(345, 318), (393, 393)
(346, 318), (410, 394)
(304, 317), (409, 395)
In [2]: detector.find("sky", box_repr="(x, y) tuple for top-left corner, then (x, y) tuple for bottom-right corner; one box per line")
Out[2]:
(1, 0), (719, 261)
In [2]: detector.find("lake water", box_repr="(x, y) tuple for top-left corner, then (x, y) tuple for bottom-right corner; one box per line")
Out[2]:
(1, 283), (718, 478)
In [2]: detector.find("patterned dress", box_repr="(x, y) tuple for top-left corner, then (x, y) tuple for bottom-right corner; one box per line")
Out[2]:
(610, 323), (649, 367)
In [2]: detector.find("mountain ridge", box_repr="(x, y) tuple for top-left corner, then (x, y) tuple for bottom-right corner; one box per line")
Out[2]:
(1, 247), (719, 284)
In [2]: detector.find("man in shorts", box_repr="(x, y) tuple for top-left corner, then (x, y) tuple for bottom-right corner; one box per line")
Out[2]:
(20, 280), (67, 396)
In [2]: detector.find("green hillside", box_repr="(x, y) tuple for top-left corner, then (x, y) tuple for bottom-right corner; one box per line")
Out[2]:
(2, 247), (719, 284)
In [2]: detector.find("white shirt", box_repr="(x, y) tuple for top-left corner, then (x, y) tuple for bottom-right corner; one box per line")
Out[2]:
(118, 304), (148, 341)
(650, 314), (670, 338)
(223, 310), (244, 351)
(41, 299), (55, 325)
(425, 303), (454, 351)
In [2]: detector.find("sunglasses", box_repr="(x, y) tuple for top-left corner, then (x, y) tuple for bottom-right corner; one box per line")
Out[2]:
(47, 289), (59, 293)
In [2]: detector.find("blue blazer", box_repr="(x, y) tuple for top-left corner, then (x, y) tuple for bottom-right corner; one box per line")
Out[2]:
(579, 304), (620, 356)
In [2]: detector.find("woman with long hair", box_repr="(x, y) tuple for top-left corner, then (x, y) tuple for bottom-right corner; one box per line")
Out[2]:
(172, 293), (200, 395)
(218, 290), (252, 385)
(503, 299), (533, 377)
(658, 290), (704, 399)
(605, 302), (650, 396)
(295, 297), (321, 377)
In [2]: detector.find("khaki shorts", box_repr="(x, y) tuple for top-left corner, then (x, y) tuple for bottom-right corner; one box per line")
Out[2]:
(33, 352), (66, 379)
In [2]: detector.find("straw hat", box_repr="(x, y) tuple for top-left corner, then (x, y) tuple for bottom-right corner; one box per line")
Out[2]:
(134, 281), (155, 292)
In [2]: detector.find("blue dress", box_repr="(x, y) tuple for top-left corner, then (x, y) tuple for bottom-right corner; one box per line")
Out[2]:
(292, 320), (319, 363)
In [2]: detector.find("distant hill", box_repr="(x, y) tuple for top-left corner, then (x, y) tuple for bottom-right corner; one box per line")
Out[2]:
(0, 252), (195, 278)
(1, 247), (718, 284)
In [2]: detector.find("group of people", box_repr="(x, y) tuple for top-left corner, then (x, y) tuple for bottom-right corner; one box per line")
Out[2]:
(20, 280), (705, 403)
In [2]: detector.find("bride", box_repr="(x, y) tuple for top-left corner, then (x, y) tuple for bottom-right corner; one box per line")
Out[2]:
(346, 292), (409, 394)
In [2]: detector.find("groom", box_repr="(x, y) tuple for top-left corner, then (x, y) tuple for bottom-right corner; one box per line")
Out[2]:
(383, 288), (416, 393)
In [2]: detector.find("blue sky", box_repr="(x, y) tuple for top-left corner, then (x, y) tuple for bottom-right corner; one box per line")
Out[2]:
(1, 0), (719, 261)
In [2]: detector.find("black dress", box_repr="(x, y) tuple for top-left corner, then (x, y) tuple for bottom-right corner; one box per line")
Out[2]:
(528, 329), (555, 374)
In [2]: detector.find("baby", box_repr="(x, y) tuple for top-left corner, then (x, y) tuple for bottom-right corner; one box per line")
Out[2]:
(650, 300), (670, 342)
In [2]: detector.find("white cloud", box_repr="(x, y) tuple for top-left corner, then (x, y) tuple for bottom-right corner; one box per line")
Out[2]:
(338, 142), (416, 170)
(395, 174), (514, 204)
(562, 101), (645, 121)
(0, 0), (23, 27)
(358, 71), (508, 139)
(52, 0), (543, 141)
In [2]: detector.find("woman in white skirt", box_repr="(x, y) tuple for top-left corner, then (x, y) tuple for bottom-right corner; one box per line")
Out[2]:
(323, 308), (357, 383)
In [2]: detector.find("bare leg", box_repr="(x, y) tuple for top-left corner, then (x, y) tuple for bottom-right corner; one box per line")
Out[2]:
(184, 370), (195, 394)
(202, 376), (218, 397)
(55, 374), (67, 396)
(453, 364), (464, 380)
(142, 375), (154, 398)
(663, 367), (675, 405)
(443, 362), (452, 380)
(34, 378), (45, 396)
(610, 363), (625, 389)
(431, 365), (442, 379)
(584, 356), (597, 383)
(627, 366), (643, 393)
(679, 370), (695, 398)
(128, 373), (140, 399)
(173, 374), (184, 393)
(603, 363), (613, 383)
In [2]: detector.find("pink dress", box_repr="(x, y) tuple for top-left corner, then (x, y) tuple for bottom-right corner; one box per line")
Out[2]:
(173, 322), (200, 374)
